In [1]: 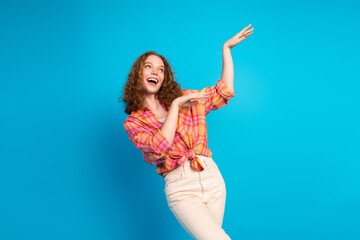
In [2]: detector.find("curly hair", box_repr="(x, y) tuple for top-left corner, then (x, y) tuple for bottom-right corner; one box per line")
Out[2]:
(120, 51), (183, 115)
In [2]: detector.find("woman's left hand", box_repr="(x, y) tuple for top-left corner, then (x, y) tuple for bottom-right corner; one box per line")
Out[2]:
(224, 24), (254, 50)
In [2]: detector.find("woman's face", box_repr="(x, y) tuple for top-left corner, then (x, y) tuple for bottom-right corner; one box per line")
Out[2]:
(142, 55), (165, 95)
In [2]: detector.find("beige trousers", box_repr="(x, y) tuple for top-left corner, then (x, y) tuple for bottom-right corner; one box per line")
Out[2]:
(164, 156), (231, 240)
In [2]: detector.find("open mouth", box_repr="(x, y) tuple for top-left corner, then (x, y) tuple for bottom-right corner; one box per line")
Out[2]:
(147, 77), (158, 85)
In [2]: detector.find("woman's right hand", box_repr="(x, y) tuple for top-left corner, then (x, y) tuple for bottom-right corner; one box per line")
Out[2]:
(173, 92), (211, 108)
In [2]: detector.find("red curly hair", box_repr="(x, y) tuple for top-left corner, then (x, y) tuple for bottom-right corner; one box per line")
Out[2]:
(120, 51), (183, 115)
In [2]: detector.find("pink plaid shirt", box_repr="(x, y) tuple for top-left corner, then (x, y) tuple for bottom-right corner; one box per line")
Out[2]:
(124, 79), (235, 177)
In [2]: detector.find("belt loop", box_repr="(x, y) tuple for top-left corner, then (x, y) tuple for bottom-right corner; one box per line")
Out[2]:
(207, 157), (212, 168)
(182, 163), (185, 176)
(202, 157), (208, 169)
(186, 159), (190, 174)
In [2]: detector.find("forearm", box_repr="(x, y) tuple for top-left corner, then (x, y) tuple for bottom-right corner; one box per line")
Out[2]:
(221, 45), (234, 93)
(160, 102), (179, 145)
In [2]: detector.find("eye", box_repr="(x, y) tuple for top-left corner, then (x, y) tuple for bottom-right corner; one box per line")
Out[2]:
(159, 69), (164, 72)
(145, 65), (150, 68)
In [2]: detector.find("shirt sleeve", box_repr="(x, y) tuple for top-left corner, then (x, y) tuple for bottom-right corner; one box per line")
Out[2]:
(123, 117), (173, 162)
(199, 79), (235, 115)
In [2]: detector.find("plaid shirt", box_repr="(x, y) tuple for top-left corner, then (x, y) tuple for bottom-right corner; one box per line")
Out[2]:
(124, 79), (235, 177)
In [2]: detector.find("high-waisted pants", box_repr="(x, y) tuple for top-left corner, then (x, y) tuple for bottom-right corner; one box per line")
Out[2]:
(164, 156), (231, 240)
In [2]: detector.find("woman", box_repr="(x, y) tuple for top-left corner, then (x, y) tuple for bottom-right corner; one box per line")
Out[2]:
(121, 24), (254, 240)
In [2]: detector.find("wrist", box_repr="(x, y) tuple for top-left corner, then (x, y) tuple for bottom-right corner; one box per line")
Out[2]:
(223, 43), (232, 51)
(171, 100), (180, 109)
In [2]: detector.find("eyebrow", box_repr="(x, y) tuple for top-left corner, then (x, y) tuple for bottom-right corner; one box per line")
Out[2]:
(144, 62), (164, 68)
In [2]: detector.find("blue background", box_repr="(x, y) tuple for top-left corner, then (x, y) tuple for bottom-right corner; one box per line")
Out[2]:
(1, 0), (359, 239)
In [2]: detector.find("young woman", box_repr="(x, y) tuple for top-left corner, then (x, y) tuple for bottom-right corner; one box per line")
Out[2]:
(121, 24), (254, 240)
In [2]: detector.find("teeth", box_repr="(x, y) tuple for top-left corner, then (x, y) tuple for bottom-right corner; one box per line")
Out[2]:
(147, 78), (158, 83)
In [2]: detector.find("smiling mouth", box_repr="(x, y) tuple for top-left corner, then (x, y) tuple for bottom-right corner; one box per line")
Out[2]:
(147, 78), (158, 85)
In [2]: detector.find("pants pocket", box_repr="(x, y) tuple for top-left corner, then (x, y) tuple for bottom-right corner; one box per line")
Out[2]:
(164, 166), (183, 187)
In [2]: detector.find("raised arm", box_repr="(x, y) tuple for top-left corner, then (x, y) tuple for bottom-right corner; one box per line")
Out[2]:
(160, 92), (211, 144)
(221, 24), (254, 92)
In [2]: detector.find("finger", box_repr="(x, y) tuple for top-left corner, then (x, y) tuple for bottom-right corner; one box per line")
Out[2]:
(188, 95), (210, 103)
(192, 92), (211, 98)
(245, 28), (254, 34)
(189, 101), (199, 106)
(196, 93), (211, 99)
(189, 92), (210, 96)
(240, 30), (254, 39)
(236, 24), (252, 37)
(190, 97), (209, 102)
(182, 102), (199, 108)
(185, 92), (207, 99)
(195, 96), (209, 100)
(241, 29), (254, 38)
(183, 95), (208, 103)
(240, 24), (252, 33)
(186, 94), (209, 100)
